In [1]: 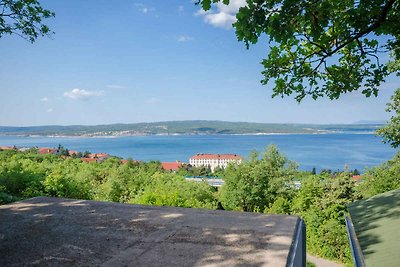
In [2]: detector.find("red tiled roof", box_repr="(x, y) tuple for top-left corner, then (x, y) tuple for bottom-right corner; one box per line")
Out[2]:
(161, 162), (182, 171)
(352, 175), (362, 181)
(190, 154), (243, 160)
(38, 148), (57, 154)
(0, 146), (13, 150)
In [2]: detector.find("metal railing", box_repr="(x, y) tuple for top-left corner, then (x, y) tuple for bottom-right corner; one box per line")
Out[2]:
(344, 214), (366, 267)
(286, 218), (306, 267)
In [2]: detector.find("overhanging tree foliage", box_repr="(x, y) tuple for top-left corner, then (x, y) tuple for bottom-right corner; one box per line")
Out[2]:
(0, 0), (55, 43)
(199, 0), (400, 100)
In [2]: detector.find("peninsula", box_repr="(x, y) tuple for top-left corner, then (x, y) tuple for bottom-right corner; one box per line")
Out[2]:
(0, 120), (382, 137)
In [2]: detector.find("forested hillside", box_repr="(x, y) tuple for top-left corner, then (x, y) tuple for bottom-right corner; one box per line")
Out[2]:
(0, 120), (382, 136)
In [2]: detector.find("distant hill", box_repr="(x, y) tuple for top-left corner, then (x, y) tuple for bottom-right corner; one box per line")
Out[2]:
(0, 120), (383, 137)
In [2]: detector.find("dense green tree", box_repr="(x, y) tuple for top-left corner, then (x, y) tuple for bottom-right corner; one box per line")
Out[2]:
(134, 173), (217, 209)
(311, 167), (316, 175)
(212, 165), (225, 177)
(144, 160), (163, 173)
(376, 88), (400, 148)
(175, 164), (190, 176)
(43, 160), (92, 199)
(291, 175), (324, 213)
(0, 185), (15, 204)
(96, 162), (152, 203)
(351, 169), (359, 176)
(0, 0), (54, 42)
(291, 173), (358, 262)
(358, 151), (400, 197)
(0, 149), (221, 208)
(221, 145), (297, 212)
(57, 146), (70, 156)
(189, 165), (213, 176)
(268, 195), (291, 214)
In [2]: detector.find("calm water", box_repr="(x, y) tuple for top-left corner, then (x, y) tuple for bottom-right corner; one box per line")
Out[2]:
(0, 134), (397, 172)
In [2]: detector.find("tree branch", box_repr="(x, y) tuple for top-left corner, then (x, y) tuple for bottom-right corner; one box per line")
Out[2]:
(325, 0), (397, 57)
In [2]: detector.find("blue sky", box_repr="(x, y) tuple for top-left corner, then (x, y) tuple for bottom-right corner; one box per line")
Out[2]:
(0, 0), (398, 126)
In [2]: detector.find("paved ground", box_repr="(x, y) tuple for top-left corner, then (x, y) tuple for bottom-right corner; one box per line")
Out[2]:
(0, 197), (301, 267)
(307, 254), (344, 267)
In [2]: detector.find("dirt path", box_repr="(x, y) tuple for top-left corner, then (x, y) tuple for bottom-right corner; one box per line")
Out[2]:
(307, 254), (344, 267)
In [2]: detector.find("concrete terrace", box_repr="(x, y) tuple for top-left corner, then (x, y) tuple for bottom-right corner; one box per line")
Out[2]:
(0, 197), (302, 267)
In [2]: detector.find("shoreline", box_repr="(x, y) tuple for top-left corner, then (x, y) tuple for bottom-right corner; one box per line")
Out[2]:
(0, 131), (377, 138)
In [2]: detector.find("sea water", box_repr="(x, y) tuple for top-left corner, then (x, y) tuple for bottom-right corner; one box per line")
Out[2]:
(0, 134), (396, 172)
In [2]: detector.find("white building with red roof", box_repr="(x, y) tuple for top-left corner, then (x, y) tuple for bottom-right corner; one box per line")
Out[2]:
(189, 153), (243, 171)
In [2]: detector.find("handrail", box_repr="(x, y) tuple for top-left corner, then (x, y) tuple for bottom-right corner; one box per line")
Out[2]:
(344, 214), (366, 267)
(286, 218), (306, 267)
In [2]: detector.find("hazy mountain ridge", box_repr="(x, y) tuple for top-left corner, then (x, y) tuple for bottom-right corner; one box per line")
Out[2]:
(0, 120), (383, 137)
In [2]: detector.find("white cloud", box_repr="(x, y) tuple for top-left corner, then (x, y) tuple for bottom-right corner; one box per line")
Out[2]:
(195, 0), (246, 30)
(146, 97), (160, 104)
(177, 35), (194, 42)
(135, 3), (154, 14)
(40, 97), (49, 102)
(178, 5), (184, 14)
(203, 12), (236, 29)
(63, 88), (103, 100)
(46, 108), (53, 113)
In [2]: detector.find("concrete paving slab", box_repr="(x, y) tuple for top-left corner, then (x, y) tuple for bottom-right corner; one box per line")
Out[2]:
(0, 197), (300, 266)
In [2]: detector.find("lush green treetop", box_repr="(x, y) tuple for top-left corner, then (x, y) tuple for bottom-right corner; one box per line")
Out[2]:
(221, 145), (297, 212)
(376, 88), (400, 148)
(0, 0), (55, 42)
(198, 0), (400, 101)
